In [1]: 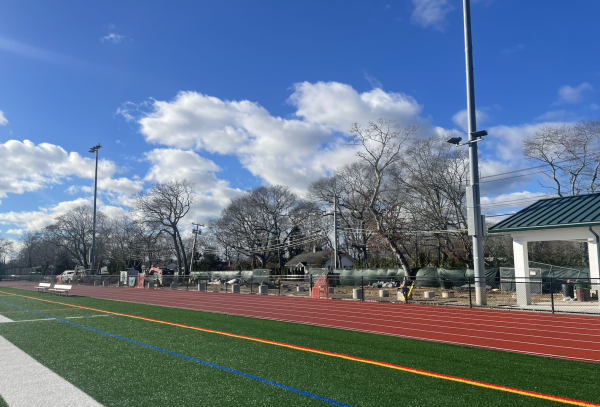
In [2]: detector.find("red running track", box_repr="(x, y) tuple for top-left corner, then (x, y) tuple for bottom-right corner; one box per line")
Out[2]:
(2, 282), (600, 363)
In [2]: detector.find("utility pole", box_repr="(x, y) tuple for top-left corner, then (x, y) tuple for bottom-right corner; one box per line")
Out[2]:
(333, 194), (339, 269)
(463, 0), (487, 305)
(88, 143), (101, 272)
(190, 223), (204, 272)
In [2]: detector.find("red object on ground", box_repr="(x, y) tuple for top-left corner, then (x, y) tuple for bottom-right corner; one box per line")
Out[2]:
(2, 281), (600, 363)
(310, 275), (329, 299)
(136, 274), (145, 289)
(56, 276), (62, 284)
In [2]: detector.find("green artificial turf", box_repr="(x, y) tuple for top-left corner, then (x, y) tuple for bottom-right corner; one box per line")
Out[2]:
(0, 287), (598, 406)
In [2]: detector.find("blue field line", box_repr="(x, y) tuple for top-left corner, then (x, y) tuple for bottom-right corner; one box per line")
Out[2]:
(0, 300), (351, 407)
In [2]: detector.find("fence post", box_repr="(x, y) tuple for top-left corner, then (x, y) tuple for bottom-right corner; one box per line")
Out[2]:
(278, 278), (281, 296)
(250, 276), (253, 294)
(361, 276), (365, 301)
(468, 277), (472, 308)
(310, 274), (313, 293)
(550, 276), (555, 314)
(225, 281), (227, 293)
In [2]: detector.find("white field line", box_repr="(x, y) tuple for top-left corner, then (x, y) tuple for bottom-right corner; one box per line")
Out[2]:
(0, 335), (103, 407)
(0, 315), (109, 324)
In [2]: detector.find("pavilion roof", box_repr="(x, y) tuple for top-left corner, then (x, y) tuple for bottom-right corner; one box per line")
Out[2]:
(488, 193), (600, 233)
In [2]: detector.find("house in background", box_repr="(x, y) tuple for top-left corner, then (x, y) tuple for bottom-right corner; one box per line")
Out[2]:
(285, 248), (354, 273)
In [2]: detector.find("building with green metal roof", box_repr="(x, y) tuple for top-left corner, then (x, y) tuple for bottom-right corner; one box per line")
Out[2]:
(489, 193), (600, 308)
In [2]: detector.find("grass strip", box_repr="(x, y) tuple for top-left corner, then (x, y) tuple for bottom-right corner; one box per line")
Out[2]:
(1, 287), (599, 406)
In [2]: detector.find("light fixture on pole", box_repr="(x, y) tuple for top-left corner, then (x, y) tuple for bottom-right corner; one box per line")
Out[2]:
(89, 143), (102, 273)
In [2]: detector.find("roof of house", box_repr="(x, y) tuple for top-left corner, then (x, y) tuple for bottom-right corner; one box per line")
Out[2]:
(489, 193), (600, 233)
(285, 251), (329, 267)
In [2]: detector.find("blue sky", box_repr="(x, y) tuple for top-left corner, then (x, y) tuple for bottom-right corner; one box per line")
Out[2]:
(0, 0), (599, 239)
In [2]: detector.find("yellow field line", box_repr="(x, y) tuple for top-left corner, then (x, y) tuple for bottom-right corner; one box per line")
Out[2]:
(1, 289), (598, 406)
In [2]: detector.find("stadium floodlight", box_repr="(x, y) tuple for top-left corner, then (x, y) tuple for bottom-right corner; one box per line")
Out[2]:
(470, 130), (488, 138)
(89, 143), (102, 273)
(446, 137), (463, 145)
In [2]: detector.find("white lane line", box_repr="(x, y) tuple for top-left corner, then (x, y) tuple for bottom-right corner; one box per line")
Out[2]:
(0, 335), (103, 407)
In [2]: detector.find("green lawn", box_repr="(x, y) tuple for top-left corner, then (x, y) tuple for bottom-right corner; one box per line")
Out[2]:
(0, 287), (598, 406)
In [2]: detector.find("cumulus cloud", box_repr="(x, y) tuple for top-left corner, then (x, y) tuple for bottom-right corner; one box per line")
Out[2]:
(143, 148), (244, 220)
(411, 0), (453, 30)
(480, 191), (553, 214)
(0, 110), (7, 125)
(136, 82), (443, 193)
(555, 82), (594, 105)
(100, 33), (124, 44)
(0, 139), (143, 202)
(0, 197), (126, 231)
(0, 140), (118, 198)
(451, 109), (489, 132)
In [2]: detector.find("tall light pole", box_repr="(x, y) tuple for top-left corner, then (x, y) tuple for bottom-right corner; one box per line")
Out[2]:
(89, 143), (102, 272)
(463, 0), (486, 305)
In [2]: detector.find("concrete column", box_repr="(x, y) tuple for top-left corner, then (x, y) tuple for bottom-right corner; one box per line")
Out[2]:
(513, 239), (531, 306)
(587, 238), (600, 305)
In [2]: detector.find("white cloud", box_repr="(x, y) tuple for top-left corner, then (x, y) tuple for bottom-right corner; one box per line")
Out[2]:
(6, 229), (23, 235)
(483, 121), (575, 165)
(481, 191), (553, 214)
(555, 82), (594, 105)
(100, 33), (124, 44)
(535, 110), (579, 122)
(451, 109), (489, 132)
(0, 110), (7, 125)
(0, 140), (119, 198)
(135, 82), (444, 193)
(0, 197), (126, 231)
(143, 148), (243, 220)
(411, 0), (453, 31)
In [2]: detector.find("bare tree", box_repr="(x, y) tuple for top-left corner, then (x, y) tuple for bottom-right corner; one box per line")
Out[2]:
(131, 180), (196, 275)
(347, 118), (416, 274)
(402, 136), (473, 266)
(523, 119), (600, 196)
(44, 205), (107, 269)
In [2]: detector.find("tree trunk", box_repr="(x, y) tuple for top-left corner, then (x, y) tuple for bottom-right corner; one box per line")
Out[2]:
(175, 227), (189, 276)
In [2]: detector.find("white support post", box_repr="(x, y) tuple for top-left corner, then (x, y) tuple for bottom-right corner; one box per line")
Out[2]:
(513, 239), (531, 306)
(588, 238), (600, 305)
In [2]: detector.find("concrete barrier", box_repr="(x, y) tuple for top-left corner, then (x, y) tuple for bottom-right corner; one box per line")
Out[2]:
(297, 286), (305, 292)
(94, 280), (100, 286)
(442, 291), (454, 298)
(198, 282), (206, 292)
(424, 291), (435, 299)
(379, 289), (389, 298)
(170, 282), (178, 290)
(329, 287), (334, 294)
(258, 285), (268, 295)
(353, 288), (363, 300)
(231, 284), (240, 293)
